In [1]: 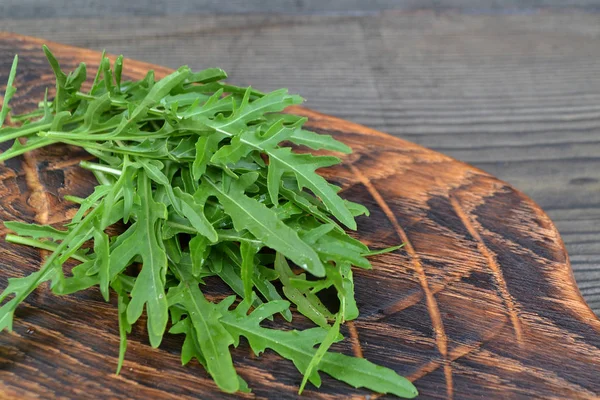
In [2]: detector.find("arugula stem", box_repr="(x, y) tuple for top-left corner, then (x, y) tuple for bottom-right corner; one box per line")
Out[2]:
(64, 195), (86, 204)
(41, 125), (169, 141)
(165, 221), (197, 234)
(74, 92), (167, 118)
(0, 122), (53, 143)
(80, 161), (123, 176)
(5, 234), (89, 263)
(361, 244), (405, 256)
(92, 170), (113, 186)
(54, 138), (165, 159)
(0, 114), (86, 145)
(10, 109), (46, 121)
(216, 232), (262, 246)
(0, 138), (58, 162)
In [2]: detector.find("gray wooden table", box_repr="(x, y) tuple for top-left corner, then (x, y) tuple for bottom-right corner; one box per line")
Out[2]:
(1, 2), (599, 315)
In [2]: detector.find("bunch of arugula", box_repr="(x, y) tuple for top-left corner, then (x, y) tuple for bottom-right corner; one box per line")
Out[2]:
(0, 48), (417, 398)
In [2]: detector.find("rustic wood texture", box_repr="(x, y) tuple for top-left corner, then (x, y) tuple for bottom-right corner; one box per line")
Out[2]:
(1, 34), (600, 399)
(2, 0), (600, 18)
(1, 11), (599, 315)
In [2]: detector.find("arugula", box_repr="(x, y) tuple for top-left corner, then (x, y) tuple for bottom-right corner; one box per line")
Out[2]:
(168, 263), (239, 393)
(0, 48), (417, 398)
(220, 299), (416, 398)
(0, 55), (17, 127)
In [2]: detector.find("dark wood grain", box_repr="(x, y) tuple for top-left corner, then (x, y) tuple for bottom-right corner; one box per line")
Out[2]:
(1, 11), (599, 314)
(1, 34), (600, 400)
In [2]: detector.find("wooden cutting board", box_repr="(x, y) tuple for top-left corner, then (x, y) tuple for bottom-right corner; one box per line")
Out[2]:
(1, 33), (599, 400)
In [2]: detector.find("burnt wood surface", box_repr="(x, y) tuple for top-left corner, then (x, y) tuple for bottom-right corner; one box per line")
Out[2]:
(0, 34), (599, 400)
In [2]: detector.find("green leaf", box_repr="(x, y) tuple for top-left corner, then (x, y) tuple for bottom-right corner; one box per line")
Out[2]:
(0, 267), (57, 331)
(65, 62), (87, 95)
(79, 92), (114, 131)
(164, 236), (182, 264)
(314, 234), (371, 270)
(274, 201), (303, 220)
(170, 136), (197, 161)
(218, 243), (290, 320)
(210, 119), (296, 167)
(220, 299), (326, 386)
(0, 205), (102, 331)
(274, 253), (332, 327)
(108, 163), (135, 224)
(299, 313), (342, 394)
(189, 235), (211, 277)
(221, 301), (418, 398)
(111, 277), (133, 374)
(180, 89), (232, 119)
(170, 317), (206, 366)
(112, 66), (190, 135)
(174, 187), (218, 242)
(42, 46), (68, 112)
(240, 241), (260, 301)
(0, 136), (57, 162)
(345, 199), (370, 217)
(338, 262), (359, 321)
(96, 160), (137, 227)
(4, 234), (89, 270)
(0, 55), (415, 398)
(50, 111), (73, 132)
(196, 97), (355, 229)
(214, 258), (256, 302)
(94, 226), (111, 301)
(114, 55), (124, 92)
(316, 353), (418, 398)
(168, 266), (239, 393)
(204, 173), (325, 277)
(293, 218), (371, 269)
(0, 55), (18, 127)
(170, 301), (252, 395)
(279, 185), (341, 229)
(192, 133), (225, 179)
(4, 221), (69, 241)
(108, 172), (169, 347)
(289, 129), (352, 154)
(101, 56), (114, 93)
(362, 244), (404, 257)
(187, 68), (227, 84)
(138, 158), (188, 217)
(52, 260), (98, 295)
(200, 88), (301, 135)
(90, 50), (107, 92)
(268, 148), (356, 230)
(92, 180), (120, 225)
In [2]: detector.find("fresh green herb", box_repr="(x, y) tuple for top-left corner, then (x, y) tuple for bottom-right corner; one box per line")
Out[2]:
(0, 47), (417, 398)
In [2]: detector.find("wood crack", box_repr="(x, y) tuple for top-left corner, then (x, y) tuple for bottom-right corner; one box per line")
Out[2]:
(449, 195), (524, 344)
(19, 146), (49, 225)
(346, 320), (364, 359)
(364, 263), (478, 322)
(408, 319), (507, 382)
(348, 163), (454, 399)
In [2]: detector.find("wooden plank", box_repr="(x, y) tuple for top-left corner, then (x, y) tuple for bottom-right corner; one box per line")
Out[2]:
(1, 33), (600, 400)
(0, 12), (599, 315)
(1, 1), (600, 19)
